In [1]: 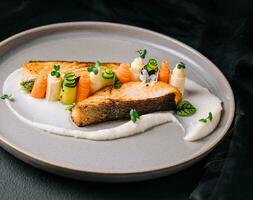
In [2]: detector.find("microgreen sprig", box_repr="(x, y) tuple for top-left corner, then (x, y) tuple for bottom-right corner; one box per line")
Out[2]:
(87, 61), (103, 75)
(176, 100), (196, 117)
(51, 65), (61, 78)
(137, 49), (147, 59)
(199, 112), (213, 123)
(130, 109), (140, 123)
(114, 78), (122, 89)
(0, 94), (12, 100)
(176, 62), (186, 69)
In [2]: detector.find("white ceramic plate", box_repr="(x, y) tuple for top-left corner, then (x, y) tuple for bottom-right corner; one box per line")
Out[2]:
(0, 22), (234, 182)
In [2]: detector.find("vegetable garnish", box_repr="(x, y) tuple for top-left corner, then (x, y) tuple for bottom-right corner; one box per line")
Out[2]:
(102, 68), (115, 79)
(63, 72), (77, 88)
(20, 79), (35, 93)
(114, 78), (122, 89)
(0, 94), (12, 100)
(51, 65), (61, 78)
(176, 100), (196, 116)
(199, 112), (213, 123)
(144, 59), (158, 75)
(130, 109), (140, 123)
(137, 49), (147, 59)
(87, 61), (103, 75)
(176, 62), (185, 69)
(65, 103), (75, 111)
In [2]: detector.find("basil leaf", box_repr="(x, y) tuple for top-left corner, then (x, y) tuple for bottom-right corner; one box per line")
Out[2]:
(176, 100), (196, 117)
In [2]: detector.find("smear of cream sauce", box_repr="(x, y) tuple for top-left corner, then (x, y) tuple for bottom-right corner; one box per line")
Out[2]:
(3, 69), (222, 141)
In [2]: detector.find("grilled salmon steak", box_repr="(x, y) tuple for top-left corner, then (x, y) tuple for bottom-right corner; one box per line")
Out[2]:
(72, 81), (181, 126)
(22, 61), (182, 126)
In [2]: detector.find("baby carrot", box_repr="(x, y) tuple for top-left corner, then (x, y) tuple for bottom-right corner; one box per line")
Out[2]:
(31, 73), (47, 98)
(116, 63), (132, 83)
(76, 73), (90, 102)
(158, 60), (171, 83)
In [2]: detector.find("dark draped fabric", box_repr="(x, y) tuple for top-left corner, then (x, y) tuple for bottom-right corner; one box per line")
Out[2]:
(0, 1), (252, 199)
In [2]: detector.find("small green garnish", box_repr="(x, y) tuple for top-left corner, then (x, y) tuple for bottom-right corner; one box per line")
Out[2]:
(176, 100), (196, 116)
(176, 62), (186, 69)
(65, 103), (75, 111)
(88, 61), (103, 75)
(114, 78), (122, 89)
(63, 72), (77, 88)
(20, 79), (35, 93)
(130, 109), (140, 123)
(137, 49), (147, 59)
(199, 112), (213, 123)
(51, 65), (61, 78)
(144, 58), (158, 74)
(102, 68), (115, 79)
(0, 94), (12, 100)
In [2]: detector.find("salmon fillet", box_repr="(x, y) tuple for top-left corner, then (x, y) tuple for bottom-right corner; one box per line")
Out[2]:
(72, 81), (182, 126)
(22, 61), (182, 126)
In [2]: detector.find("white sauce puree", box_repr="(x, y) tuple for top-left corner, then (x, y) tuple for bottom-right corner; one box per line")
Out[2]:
(3, 69), (222, 141)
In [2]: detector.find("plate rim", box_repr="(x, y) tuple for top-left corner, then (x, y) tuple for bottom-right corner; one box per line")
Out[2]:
(0, 21), (235, 178)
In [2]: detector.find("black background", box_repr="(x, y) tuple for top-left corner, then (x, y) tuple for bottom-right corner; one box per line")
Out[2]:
(0, 0), (253, 199)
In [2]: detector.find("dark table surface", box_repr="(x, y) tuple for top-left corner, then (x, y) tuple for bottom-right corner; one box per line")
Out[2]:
(0, 1), (253, 199)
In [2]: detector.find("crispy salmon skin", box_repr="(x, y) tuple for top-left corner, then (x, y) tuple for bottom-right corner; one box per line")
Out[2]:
(72, 81), (181, 126)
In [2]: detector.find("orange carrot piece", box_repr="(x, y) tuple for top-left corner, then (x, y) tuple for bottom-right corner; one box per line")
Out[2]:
(76, 73), (90, 102)
(116, 63), (132, 83)
(31, 74), (47, 98)
(158, 60), (171, 83)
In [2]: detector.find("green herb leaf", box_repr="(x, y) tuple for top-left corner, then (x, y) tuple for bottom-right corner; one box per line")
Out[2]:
(96, 60), (103, 67)
(55, 72), (61, 78)
(93, 68), (99, 75)
(114, 78), (122, 89)
(54, 65), (60, 71)
(51, 71), (56, 76)
(130, 109), (140, 123)
(176, 62), (186, 69)
(199, 112), (213, 123)
(51, 65), (61, 78)
(0, 94), (12, 100)
(88, 66), (95, 72)
(65, 103), (75, 111)
(88, 61), (103, 75)
(199, 118), (207, 123)
(176, 100), (196, 117)
(137, 49), (147, 59)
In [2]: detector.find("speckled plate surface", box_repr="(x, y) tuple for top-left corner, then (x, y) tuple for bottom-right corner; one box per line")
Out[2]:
(0, 22), (234, 182)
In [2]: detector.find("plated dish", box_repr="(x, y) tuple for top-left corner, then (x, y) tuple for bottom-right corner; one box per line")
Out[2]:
(0, 22), (234, 182)
(2, 49), (222, 141)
